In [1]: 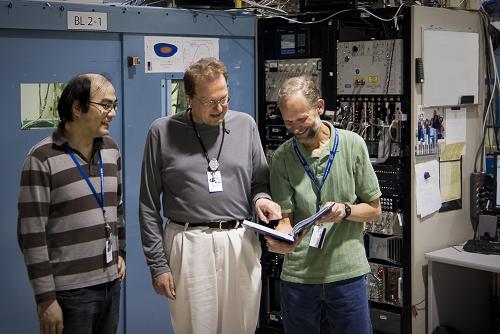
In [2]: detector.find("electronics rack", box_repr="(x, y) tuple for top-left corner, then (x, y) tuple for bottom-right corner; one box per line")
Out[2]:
(256, 7), (412, 334)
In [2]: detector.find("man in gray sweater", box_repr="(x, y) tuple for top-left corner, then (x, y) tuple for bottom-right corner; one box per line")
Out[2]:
(139, 57), (281, 334)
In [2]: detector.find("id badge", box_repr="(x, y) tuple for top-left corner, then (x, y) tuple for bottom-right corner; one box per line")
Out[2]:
(207, 171), (223, 193)
(309, 224), (326, 249)
(105, 238), (113, 264)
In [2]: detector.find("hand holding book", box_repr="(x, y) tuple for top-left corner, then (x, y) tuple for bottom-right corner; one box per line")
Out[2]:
(264, 227), (305, 254)
(242, 202), (335, 243)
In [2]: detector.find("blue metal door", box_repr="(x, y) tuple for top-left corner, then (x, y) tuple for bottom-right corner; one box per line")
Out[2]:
(0, 29), (122, 333)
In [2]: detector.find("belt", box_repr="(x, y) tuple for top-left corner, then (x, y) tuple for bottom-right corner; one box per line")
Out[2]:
(170, 220), (243, 230)
(61, 279), (119, 293)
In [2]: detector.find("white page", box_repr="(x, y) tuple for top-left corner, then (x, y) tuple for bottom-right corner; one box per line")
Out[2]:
(445, 107), (466, 155)
(415, 159), (442, 218)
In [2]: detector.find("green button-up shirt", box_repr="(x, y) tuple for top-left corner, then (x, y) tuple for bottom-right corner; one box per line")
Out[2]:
(270, 122), (381, 284)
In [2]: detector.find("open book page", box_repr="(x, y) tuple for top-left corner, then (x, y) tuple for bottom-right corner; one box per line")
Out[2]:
(291, 202), (335, 235)
(242, 203), (335, 243)
(242, 220), (294, 242)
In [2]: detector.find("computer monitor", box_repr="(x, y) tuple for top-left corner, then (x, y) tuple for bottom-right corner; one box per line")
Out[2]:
(478, 215), (498, 241)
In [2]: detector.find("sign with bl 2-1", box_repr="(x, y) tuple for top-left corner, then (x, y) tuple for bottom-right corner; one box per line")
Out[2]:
(67, 11), (107, 31)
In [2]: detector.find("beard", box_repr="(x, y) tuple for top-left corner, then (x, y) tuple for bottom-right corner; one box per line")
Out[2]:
(296, 117), (322, 144)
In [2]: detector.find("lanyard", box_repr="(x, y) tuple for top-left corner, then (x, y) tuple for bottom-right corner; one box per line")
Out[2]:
(293, 128), (339, 209)
(188, 108), (226, 171)
(64, 144), (106, 219)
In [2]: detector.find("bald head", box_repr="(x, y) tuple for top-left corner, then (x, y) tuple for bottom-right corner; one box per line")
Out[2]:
(277, 76), (321, 111)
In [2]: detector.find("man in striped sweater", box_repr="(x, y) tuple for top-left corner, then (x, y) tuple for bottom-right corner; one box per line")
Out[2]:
(18, 73), (125, 334)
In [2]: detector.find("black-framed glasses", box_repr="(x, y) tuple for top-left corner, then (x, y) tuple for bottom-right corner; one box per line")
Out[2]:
(89, 101), (118, 113)
(196, 96), (230, 108)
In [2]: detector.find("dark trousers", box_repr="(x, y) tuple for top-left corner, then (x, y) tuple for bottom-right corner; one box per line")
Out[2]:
(56, 279), (121, 334)
(280, 275), (372, 334)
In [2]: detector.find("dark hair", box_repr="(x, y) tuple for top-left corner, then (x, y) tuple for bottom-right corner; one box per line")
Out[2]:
(183, 57), (228, 98)
(57, 73), (111, 129)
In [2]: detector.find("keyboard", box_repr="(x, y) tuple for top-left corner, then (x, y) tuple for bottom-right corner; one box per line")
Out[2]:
(463, 239), (500, 255)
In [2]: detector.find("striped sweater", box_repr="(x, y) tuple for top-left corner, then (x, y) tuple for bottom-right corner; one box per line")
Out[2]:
(18, 129), (125, 304)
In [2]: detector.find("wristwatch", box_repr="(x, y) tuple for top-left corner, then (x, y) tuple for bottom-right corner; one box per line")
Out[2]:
(343, 203), (351, 220)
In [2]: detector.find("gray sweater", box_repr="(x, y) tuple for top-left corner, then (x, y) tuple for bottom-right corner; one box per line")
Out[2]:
(139, 110), (271, 277)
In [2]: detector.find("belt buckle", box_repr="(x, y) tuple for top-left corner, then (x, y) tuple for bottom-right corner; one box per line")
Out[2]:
(216, 220), (225, 229)
(214, 220), (240, 229)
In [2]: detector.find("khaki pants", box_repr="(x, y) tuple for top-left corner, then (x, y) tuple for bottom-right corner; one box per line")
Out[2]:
(163, 222), (262, 334)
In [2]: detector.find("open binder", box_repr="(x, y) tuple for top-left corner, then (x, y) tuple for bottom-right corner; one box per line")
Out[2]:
(242, 202), (335, 242)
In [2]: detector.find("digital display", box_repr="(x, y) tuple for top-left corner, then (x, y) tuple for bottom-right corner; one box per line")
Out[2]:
(277, 26), (310, 57)
(280, 34), (295, 54)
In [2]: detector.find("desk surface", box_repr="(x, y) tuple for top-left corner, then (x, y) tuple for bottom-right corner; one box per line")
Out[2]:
(425, 245), (500, 273)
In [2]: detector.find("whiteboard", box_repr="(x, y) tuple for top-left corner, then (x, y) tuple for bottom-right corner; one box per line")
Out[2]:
(422, 29), (479, 107)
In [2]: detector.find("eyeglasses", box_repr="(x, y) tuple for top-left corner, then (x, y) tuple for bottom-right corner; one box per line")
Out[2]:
(196, 96), (230, 108)
(89, 101), (118, 113)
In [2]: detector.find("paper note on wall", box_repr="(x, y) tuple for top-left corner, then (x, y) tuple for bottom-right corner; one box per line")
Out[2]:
(415, 159), (442, 218)
(144, 36), (219, 73)
(444, 107), (466, 155)
(440, 160), (461, 202)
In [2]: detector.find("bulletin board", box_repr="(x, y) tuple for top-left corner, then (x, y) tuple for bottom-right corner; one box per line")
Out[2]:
(422, 29), (479, 107)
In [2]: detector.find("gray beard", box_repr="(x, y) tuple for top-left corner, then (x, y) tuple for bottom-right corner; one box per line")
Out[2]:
(299, 118), (321, 142)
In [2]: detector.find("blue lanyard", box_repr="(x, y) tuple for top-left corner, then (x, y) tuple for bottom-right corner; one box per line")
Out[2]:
(64, 144), (106, 218)
(293, 128), (339, 208)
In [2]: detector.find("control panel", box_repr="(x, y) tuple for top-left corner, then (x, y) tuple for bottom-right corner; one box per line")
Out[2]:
(337, 39), (403, 95)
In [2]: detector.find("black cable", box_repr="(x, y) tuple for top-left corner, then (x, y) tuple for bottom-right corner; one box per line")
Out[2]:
(491, 89), (500, 151)
(473, 8), (496, 172)
(385, 39), (396, 96)
(482, 10), (500, 153)
(484, 31), (496, 151)
(480, 9), (491, 170)
(380, 20), (389, 39)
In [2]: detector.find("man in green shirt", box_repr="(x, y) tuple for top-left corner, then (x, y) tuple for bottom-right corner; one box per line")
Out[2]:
(267, 76), (381, 334)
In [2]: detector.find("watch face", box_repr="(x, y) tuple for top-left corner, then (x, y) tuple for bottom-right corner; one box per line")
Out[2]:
(344, 203), (351, 218)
